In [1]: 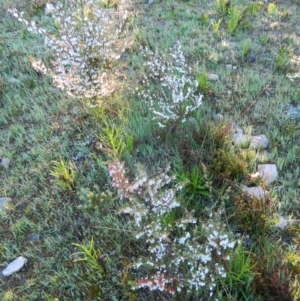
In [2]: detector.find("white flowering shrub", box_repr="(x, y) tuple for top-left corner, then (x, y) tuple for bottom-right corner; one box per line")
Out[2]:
(138, 42), (203, 128)
(107, 158), (237, 298)
(8, 0), (132, 98)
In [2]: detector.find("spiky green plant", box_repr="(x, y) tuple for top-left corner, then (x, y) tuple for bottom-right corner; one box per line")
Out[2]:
(50, 157), (76, 190)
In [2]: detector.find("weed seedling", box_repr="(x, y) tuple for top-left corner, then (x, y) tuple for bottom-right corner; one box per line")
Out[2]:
(197, 72), (210, 94)
(50, 157), (76, 190)
(276, 46), (291, 73)
(212, 18), (223, 34)
(216, 0), (231, 16)
(72, 237), (105, 274)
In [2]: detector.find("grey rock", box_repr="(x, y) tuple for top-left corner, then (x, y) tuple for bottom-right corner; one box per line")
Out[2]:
(208, 73), (219, 81)
(1, 157), (10, 169)
(286, 105), (300, 120)
(2, 256), (27, 276)
(0, 197), (12, 210)
(276, 216), (288, 230)
(27, 233), (41, 242)
(242, 186), (270, 201)
(250, 135), (269, 150)
(215, 113), (224, 121)
(226, 64), (233, 70)
(258, 164), (278, 184)
(236, 128), (243, 134)
(71, 106), (78, 115)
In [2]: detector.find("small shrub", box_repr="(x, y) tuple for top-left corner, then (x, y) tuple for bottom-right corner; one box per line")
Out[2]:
(138, 42), (203, 128)
(213, 148), (248, 179)
(107, 158), (238, 298)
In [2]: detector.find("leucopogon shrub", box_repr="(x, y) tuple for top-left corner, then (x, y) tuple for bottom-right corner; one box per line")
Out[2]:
(8, 0), (132, 98)
(137, 42), (203, 128)
(107, 159), (237, 298)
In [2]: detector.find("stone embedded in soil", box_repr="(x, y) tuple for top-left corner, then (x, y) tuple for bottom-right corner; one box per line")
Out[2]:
(215, 113), (224, 121)
(27, 233), (41, 242)
(249, 135), (269, 150)
(257, 164), (278, 184)
(0, 197), (12, 210)
(2, 256), (27, 276)
(208, 73), (219, 81)
(242, 186), (270, 201)
(1, 157), (10, 169)
(286, 105), (300, 120)
(276, 216), (288, 230)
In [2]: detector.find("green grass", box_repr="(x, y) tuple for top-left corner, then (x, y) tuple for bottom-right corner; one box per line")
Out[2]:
(1, 0), (300, 300)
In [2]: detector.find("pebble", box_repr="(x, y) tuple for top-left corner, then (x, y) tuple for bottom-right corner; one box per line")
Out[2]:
(215, 113), (224, 121)
(276, 216), (288, 230)
(258, 164), (278, 184)
(208, 73), (219, 81)
(250, 134), (269, 150)
(1, 157), (10, 169)
(27, 233), (41, 242)
(286, 105), (300, 120)
(0, 197), (12, 210)
(242, 186), (270, 201)
(2, 256), (27, 276)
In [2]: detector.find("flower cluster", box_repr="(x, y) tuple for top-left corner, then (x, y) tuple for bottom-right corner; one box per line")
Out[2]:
(8, 0), (132, 98)
(138, 42), (203, 127)
(107, 158), (237, 298)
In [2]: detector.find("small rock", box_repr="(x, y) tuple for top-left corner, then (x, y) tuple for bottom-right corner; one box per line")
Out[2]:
(188, 117), (197, 126)
(233, 66), (237, 70)
(226, 64), (233, 70)
(2, 256), (27, 276)
(286, 105), (300, 120)
(0, 197), (12, 210)
(250, 135), (269, 150)
(27, 233), (41, 242)
(215, 113), (224, 121)
(71, 106), (78, 115)
(208, 73), (219, 81)
(236, 128), (243, 134)
(276, 216), (288, 230)
(257, 150), (271, 163)
(233, 133), (249, 146)
(249, 55), (257, 63)
(1, 157), (10, 169)
(242, 186), (270, 201)
(257, 164), (278, 184)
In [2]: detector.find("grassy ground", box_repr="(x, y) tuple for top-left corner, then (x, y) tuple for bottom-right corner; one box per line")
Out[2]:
(1, 0), (300, 300)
